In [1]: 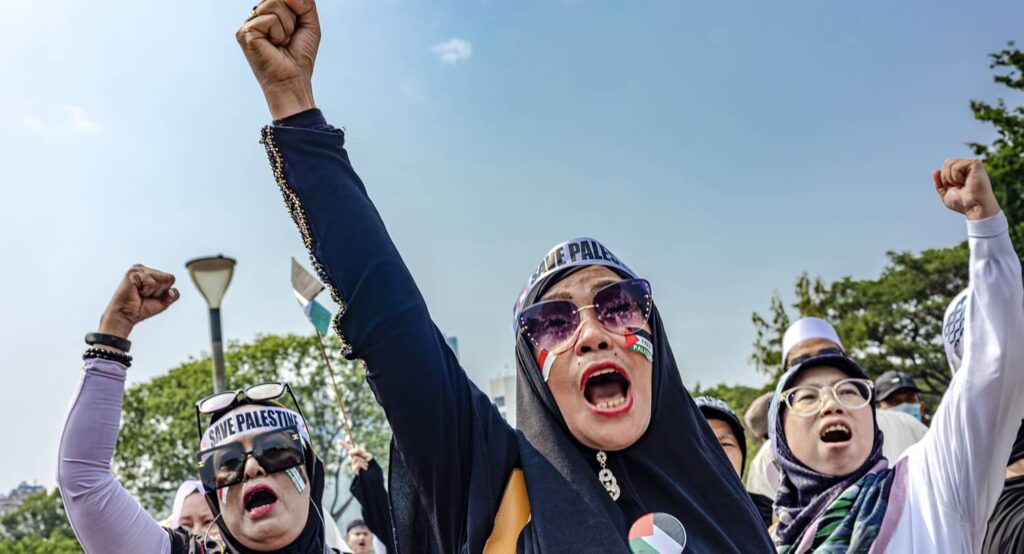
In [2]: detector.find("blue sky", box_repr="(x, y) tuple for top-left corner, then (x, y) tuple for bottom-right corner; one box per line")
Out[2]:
(1, 0), (1021, 493)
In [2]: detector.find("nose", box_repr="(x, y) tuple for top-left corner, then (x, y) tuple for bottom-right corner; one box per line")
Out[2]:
(243, 453), (267, 480)
(574, 309), (611, 355)
(819, 387), (845, 416)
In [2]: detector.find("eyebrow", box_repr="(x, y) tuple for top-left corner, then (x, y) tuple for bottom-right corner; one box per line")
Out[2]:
(544, 278), (621, 302)
(794, 377), (847, 388)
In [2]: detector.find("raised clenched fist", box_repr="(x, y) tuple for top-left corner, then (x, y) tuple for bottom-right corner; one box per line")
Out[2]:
(236, 0), (321, 120)
(932, 158), (1001, 221)
(98, 265), (179, 341)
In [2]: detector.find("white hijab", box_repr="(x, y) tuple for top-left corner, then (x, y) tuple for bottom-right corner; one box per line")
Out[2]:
(169, 480), (204, 529)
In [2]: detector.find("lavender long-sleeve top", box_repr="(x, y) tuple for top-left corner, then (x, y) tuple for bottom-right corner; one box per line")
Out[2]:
(57, 358), (173, 553)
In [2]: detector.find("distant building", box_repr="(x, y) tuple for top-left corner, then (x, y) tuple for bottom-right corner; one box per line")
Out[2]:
(0, 481), (45, 516)
(489, 373), (516, 427)
(445, 336), (459, 360)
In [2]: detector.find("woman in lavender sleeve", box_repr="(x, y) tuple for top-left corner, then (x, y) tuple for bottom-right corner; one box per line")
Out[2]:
(57, 264), (341, 553)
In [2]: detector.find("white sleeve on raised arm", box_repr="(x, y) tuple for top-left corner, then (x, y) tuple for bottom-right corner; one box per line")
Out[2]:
(57, 358), (172, 553)
(897, 211), (1024, 551)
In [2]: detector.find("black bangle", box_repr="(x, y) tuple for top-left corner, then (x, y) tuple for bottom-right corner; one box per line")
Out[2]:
(85, 332), (132, 352)
(83, 347), (133, 368)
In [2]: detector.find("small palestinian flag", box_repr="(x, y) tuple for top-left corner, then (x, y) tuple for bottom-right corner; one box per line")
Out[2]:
(291, 258), (332, 336)
(537, 349), (557, 381)
(628, 512), (687, 553)
(625, 329), (654, 363)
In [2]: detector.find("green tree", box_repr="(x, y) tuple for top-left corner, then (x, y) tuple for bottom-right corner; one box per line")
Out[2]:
(970, 42), (1024, 256)
(749, 41), (1024, 400)
(690, 382), (774, 474)
(750, 244), (969, 399)
(0, 532), (82, 554)
(114, 333), (391, 519)
(0, 489), (81, 553)
(691, 382), (771, 426)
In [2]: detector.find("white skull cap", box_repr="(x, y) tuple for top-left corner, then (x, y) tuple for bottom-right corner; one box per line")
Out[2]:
(781, 317), (844, 364)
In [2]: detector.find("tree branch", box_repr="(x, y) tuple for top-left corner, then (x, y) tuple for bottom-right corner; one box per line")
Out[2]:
(331, 494), (355, 521)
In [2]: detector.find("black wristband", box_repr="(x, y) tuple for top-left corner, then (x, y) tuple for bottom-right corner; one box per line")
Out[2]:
(85, 332), (132, 352)
(83, 347), (133, 368)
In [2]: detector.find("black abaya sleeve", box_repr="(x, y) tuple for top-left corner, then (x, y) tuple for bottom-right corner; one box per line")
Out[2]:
(261, 110), (519, 552)
(349, 459), (396, 553)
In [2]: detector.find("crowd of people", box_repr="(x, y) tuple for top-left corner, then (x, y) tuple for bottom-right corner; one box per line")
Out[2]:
(52, 0), (1024, 552)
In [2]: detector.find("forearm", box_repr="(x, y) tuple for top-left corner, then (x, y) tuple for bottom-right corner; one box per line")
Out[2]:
(262, 112), (413, 354)
(916, 211), (1024, 527)
(351, 461), (396, 551)
(57, 358), (170, 553)
(263, 112), (478, 433)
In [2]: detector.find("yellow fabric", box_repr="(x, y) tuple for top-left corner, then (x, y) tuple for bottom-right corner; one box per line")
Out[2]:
(483, 468), (532, 554)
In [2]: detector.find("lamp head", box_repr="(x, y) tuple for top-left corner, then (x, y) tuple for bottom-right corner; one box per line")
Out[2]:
(186, 255), (237, 309)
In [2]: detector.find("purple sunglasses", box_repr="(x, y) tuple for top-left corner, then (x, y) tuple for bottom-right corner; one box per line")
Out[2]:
(517, 278), (653, 354)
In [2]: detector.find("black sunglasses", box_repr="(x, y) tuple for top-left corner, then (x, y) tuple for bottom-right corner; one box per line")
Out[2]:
(197, 426), (306, 491)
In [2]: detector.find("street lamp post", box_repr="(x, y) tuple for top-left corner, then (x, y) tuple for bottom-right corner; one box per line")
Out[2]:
(186, 255), (237, 393)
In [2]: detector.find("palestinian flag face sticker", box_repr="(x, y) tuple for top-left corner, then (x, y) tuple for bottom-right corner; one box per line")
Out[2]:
(625, 329), (654, 364)
(218, 485), (230, 506)
(629, 512), (687, 553)
(537, 349), (557, 381)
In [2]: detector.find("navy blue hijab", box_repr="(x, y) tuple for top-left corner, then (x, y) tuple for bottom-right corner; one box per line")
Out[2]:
(769, 354), (895, 552)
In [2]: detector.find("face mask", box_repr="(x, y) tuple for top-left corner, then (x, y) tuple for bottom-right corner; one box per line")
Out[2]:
(887, 402), (922, 422)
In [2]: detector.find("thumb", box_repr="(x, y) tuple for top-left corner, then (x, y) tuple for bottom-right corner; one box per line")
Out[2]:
(160, 288), (180, 308)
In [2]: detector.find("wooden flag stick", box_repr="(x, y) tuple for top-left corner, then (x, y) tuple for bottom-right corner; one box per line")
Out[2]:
(313, 331), (358, 451)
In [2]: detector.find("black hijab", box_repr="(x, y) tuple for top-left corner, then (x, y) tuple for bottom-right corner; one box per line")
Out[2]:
(387, 238), (772, 552)
(510, 238), (772, 551)
(199, 402), (332, 554)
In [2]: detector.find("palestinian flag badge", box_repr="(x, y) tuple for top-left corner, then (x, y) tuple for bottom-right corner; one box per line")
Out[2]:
(624, 329), (654, 363)
(628, 512), (686, 553)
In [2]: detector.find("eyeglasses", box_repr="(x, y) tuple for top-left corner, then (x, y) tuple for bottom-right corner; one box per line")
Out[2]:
(193, 382), (314, 464)
(197, 426), (306, 490)
(780, 378), (874, 417)
(517, 278), (653, 354)
(786, 346), (845, 369)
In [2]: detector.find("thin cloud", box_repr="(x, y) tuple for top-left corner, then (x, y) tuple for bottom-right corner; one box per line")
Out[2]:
(21, 104), (100, 136)
(432, 38), (473, 65)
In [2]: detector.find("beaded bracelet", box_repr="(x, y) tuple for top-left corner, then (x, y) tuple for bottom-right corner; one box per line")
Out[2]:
(83, 347), (133, 368)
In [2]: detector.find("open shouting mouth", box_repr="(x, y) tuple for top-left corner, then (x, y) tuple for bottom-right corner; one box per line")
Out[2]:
(819, 421), (852, 446)
(581, 362), (633, 416)
(243, 484), (279, 519)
